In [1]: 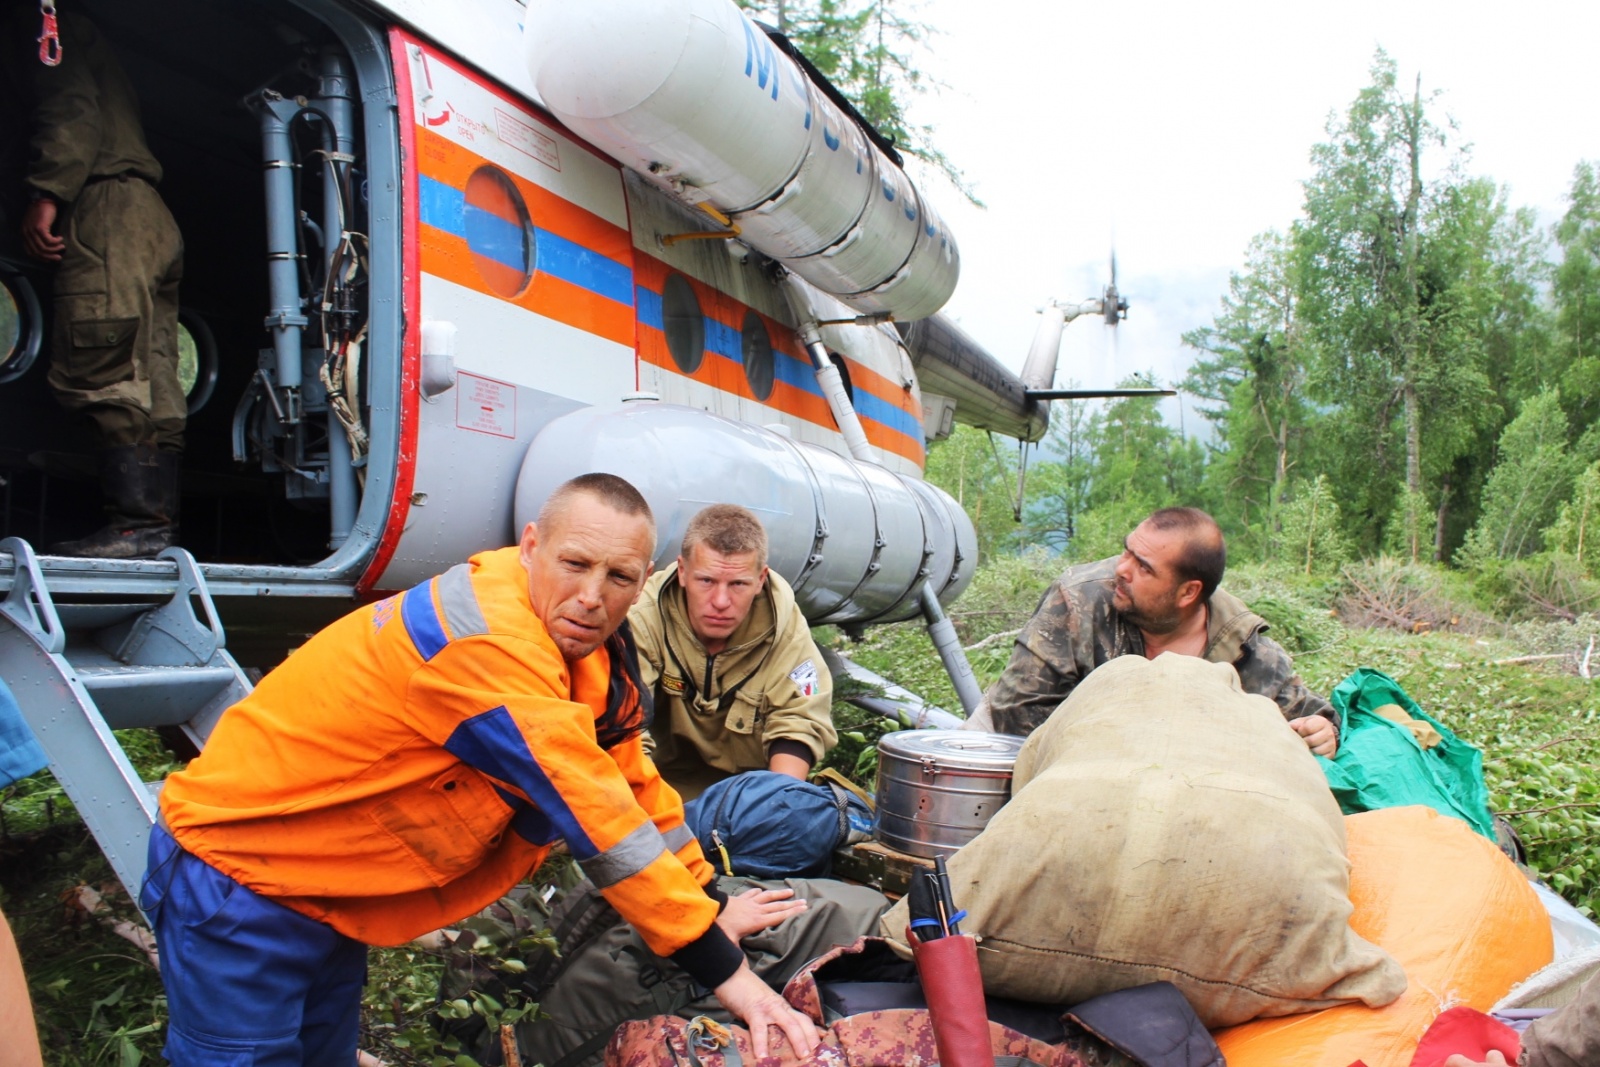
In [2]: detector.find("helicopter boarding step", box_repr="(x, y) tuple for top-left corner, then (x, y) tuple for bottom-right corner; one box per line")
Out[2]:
(0, 537), (253, 907)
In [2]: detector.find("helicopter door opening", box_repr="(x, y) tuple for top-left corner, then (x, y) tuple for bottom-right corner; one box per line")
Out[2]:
(0, 0), (397, 571)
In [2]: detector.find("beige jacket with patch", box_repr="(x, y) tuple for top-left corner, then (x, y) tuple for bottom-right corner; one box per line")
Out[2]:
(630, 565), (836, 799)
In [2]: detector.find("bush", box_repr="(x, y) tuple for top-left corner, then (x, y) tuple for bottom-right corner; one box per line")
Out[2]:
(1222, 562), (1344, 654)
(1336, 557), (1491, 635)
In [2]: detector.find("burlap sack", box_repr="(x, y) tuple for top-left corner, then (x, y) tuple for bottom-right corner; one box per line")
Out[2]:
(882, 653), (1407, 1027)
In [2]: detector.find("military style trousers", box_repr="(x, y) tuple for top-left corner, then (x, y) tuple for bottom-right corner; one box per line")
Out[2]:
(48, 174), (185, 451)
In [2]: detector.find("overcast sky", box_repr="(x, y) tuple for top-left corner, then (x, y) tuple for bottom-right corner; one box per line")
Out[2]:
(906, 0), (1600, 433)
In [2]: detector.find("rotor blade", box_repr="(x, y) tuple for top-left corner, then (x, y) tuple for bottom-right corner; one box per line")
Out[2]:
(1025, 388), (1176, 400)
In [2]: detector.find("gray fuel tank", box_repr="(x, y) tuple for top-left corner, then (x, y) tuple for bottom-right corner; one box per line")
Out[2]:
(514, 403), (976, 626)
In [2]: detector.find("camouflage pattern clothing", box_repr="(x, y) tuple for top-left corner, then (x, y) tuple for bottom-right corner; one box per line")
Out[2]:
(984, 557), (1337, 738)
(630, 565), (836, 800)
(24, 13), (184, 450)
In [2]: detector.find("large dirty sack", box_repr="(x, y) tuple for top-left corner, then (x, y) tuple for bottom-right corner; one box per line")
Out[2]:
(883, 653), (1407, 1027)
(1213, 806), (1553, 1067)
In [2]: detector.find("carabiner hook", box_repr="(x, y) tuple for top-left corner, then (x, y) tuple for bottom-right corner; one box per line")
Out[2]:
(38, 0), (62, 67)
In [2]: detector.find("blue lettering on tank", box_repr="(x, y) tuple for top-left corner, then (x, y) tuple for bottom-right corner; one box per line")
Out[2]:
(882, 179), (896, 202)
(824, 125), (840, 151)
(926, 223), (936, 238)
(905, 203), (917, 221)
(741, 19), (780, 100)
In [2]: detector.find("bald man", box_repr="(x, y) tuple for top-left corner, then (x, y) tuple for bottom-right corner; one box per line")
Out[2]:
(141, 473), (818, 1066)
(978, 507), (1340, 755)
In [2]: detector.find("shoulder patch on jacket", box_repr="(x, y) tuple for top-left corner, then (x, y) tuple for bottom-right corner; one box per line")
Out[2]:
(662, 674), (685, 695)
(788, 660), (819, 697)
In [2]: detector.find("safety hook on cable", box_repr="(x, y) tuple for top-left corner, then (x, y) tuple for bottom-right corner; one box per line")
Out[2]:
(37, 0), (62, 66)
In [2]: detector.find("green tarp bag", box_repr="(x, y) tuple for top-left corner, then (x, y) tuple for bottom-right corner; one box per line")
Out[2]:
(1318, 667), (1495, 839)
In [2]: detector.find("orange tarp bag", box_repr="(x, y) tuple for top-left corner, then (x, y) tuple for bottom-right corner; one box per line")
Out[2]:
(1213, 806), (1553, 1067)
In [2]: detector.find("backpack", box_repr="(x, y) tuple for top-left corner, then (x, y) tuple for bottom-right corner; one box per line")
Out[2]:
(683, 771), (873, 879)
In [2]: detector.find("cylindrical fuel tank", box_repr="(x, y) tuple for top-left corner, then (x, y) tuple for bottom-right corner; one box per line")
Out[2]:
(875, 730), (1024, 858)
(525, 0), (958, 322)
(513, 403), (977, 626)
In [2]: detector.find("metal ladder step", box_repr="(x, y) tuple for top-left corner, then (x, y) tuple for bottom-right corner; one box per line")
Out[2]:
(0, 537), (254, 906)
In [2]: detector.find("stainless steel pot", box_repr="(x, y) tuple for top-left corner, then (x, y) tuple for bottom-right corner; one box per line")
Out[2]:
(874, 730), (1024, 859)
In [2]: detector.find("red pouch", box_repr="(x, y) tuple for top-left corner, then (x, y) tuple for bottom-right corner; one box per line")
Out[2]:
(909, 928), (992, 1067)
(1409, 1006), (1522, 1067)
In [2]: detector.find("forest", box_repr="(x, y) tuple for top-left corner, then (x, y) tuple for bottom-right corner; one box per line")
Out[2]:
(933, 52), (1600, 613)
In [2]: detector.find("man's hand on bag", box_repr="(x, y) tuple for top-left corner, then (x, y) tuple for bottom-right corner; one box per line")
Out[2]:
(715, 886), (807, 942)
(22, 198), (64, 263)
(713, 963), (821, 1059)
(1443, 1052), (1510, 1067)
(1290, 714), (1339, 758)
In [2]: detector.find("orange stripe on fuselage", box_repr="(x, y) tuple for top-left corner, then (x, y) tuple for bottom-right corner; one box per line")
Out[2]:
(415, 127), (635, 348)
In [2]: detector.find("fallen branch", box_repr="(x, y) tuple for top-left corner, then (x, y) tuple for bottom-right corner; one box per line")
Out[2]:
(964, 628), (1021, 654)
(1534, 734), (1588, 752)
(1582, 636), (1595, 680)
(1499, 801), (1600, 817)
(66, 884), (159, 970)
(1493, 654), (1570, 666)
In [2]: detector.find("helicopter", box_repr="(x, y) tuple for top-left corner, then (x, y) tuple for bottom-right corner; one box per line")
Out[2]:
(0, 0), (1146, 904)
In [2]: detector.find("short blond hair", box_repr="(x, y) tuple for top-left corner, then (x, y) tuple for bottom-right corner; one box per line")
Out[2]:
(680, 504), (768, 570)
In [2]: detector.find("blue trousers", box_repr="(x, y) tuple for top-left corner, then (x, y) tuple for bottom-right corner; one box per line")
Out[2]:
(139, 825), (368, 1066)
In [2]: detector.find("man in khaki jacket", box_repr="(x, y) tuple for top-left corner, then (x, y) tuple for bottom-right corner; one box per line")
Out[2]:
(630, 504), (836, 799)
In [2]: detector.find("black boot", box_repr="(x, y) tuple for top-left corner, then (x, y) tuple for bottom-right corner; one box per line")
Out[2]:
(48, 444), (179, 559)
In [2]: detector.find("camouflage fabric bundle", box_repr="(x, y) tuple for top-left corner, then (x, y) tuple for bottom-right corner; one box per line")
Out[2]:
(436, 873), (890, 1067)
(607, 938), (1131, 1067)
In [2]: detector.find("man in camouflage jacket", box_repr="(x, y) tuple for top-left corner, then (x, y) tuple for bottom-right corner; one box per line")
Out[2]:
(979, 507), (1339, 754)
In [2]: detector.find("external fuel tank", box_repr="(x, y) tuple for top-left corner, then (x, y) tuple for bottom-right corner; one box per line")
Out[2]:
(514, 404), (976, 626)
(524, 0), (959, 322)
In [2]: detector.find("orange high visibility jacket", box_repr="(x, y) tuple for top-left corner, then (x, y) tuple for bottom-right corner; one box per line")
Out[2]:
(160, 548), (738, 983)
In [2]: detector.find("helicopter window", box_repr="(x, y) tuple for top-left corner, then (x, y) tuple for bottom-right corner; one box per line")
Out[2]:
(741, 310), (774, 400)
(0, 272), (42, 386)
(177, 310), (219, 415)
(662, 273), (705, 373)
(0, 287), (18, 367)
(464, 165), (536, 298)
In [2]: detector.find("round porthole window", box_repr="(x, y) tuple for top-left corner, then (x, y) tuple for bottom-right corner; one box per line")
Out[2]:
(177, 309), (219, 415)
(741, 310), (774, 400)
(662, 273), (704, 373)
(0, 270), (43, 386)
(464, 166), (535, 298)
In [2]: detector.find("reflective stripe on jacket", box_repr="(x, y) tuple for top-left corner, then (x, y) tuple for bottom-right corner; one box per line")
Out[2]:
(160, 548), (724, 964)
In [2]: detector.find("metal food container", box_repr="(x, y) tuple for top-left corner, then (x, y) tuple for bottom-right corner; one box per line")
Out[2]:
(874, 730), (1024, 858)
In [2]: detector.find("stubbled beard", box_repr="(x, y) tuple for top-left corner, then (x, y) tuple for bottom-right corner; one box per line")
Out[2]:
(1122, 598), (1182, 635)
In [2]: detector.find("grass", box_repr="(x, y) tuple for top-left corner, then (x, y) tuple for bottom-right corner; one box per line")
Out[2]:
(5, 556), (1599, 1063)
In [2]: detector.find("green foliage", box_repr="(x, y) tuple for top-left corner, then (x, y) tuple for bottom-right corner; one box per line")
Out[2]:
(1382, 485), (1437, 563)
(1555, 161), (1600, 430)
(1459, 390), (1589, 568)
(1544, 460), (1600, 573)
(1220, 561), (1346, 654)
(735, 0), (979, 203)
(1183, 231), (1312, 539)
(922, 425), (1019, 561)
(1268, 475), (1354, 576)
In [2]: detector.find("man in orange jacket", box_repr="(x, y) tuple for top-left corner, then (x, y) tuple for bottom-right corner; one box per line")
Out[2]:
(141, 473), (821, 1066)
